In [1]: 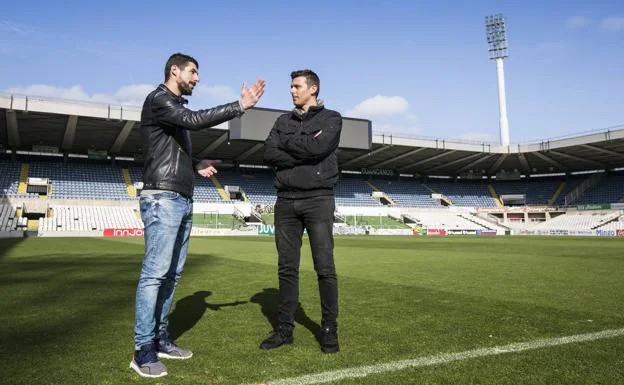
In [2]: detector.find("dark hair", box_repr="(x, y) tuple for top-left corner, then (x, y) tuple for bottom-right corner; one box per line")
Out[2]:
(290, 69), (320, 97)
(164, 53), (199, 82)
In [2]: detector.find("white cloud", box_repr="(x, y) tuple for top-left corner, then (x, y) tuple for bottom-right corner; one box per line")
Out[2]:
(565, 16), (591, 28)
(4, 84), (155, 107)
(112, 84), (156, 105)
(4, 83), (242, 108)
(345, 95), (409, 118)
(6, 84), (90, 101)
(193, 85), (238, 103)
(600, 17), (624, 31)
(405, 113), (418, 123)
(0, 20), (29, 34)
(373, 122), (422, 137)
(344, 95), (420, 137)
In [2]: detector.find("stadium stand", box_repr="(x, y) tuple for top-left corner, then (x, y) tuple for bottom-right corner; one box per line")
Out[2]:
(194, 175), (224, 202)
(406, 210), (488, 230)
(530, 212), (619, 231)
(335, 175), (380, 206)
(427, 180), (497, 207)
(0, 204), (20, 231)
(457, 212), (508, 232)
(28, 159), (129, 200)
(574, 173), (624, 205)
(493, 178), (562, 205)
(0, 160), (21, 196)
(595, 216), (624, 230)
(1, 155), (623, 237)
(214, 169), (276, 205)
(555, 175), (591, 206)
(39, 205), (143, 234)
(371, 178), (440, 207)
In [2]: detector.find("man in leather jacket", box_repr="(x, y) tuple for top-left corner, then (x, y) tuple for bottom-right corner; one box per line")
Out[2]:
(260, 69), (342, 353)
(130, 53), (264, 378)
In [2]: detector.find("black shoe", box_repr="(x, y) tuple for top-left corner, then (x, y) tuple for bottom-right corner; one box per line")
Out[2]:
(260, 328), (293, 350)
(321, 326), (339, 353)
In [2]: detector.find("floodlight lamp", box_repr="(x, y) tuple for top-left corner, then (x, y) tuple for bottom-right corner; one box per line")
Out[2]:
(485, 14), (509, 59)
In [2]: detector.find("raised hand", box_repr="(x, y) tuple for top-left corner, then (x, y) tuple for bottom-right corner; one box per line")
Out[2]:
(240, 79), (266, 110)
(196, 159), (221, 177)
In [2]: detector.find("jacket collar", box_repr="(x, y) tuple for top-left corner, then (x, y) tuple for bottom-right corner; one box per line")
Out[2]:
(292, 99), (324, 120)
(158, 84), (189, 105)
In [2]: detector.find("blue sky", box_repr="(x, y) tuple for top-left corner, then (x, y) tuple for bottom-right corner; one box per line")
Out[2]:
(1, 0), (623, 144)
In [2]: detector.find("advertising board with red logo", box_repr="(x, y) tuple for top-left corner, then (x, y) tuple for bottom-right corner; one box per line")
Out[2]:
(103, 228), (144, 237)
(426, 228), (446, 236)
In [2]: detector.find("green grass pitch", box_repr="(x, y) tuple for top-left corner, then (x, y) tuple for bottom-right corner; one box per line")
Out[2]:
(1, 236), (624, 384)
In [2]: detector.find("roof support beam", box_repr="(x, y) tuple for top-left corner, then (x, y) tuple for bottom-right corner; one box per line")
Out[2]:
(549, 150), (605, 169)
(456, 153), (496, 173)
(5, 110), (20, 149)
(236, 143), (264, 162)
(376, 147), (427, 168)
(532, 151), (568, 171)
(487, 154), (508, 174)
(109, 120), (135, 154)
(518, 153), (531, 173)
(399, 150), (456, 171)
(340, 145), (391, 168)
(423, 153), (484, 173)
(61, 115), (79, 151)
(197, 132), (229, 158)
(579, 144), (624, 159)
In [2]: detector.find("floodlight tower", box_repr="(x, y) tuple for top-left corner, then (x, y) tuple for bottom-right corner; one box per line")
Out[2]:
(485, 14), (510, 146)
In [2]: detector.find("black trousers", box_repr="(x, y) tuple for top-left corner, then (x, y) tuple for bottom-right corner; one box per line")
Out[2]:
(274, 195), (338, 329)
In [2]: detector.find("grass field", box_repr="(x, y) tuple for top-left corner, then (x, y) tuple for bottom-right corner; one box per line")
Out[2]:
(193, 213), (241, 229)
(2, 236), (624, 384)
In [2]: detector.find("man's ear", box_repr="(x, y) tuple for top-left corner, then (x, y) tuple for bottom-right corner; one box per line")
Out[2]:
(311, 84), (318, 96)
(170, 64), (179, 78)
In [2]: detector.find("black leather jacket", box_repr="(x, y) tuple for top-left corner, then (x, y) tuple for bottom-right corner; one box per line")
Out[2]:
(140, 84), (243, 197)
(263, 105), (342, 199)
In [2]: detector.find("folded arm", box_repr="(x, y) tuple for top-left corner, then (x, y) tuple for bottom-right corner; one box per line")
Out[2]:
(263, 120), (302, 169)
(279, 113), (342, 161)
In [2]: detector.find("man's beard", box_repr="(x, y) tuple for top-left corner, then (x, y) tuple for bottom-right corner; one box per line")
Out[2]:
(179, 81), (194, 96)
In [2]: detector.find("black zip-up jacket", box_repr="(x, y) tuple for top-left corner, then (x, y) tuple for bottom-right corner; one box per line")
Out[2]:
(140, 84), (243, 198)
(263, 105), (342, 199)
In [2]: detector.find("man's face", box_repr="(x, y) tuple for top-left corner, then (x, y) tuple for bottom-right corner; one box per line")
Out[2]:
(290, 76), (316, 107)
(175, 62), (199, 96)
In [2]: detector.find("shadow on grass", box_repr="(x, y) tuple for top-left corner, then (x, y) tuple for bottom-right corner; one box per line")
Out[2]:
(250, 288), (322, 345)
(0, 250), (218, 355)
(169, 291), (248, 341)
(0, 237), (25, 259)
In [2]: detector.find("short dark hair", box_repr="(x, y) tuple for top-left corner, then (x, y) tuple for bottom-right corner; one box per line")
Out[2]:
(291, 69), (320, 97)
(164, 53), (199, 82)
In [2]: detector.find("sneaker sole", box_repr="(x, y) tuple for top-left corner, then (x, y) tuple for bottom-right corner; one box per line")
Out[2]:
(321, 346), (340, 354)
(129, 361), (168, 378)
(260, 340), (293, 350)
(157, 351), (193, 360)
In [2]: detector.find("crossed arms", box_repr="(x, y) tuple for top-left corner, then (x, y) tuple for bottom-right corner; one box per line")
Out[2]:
(263, 113), (342, 169)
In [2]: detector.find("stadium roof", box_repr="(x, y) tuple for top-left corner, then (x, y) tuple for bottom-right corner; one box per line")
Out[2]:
(1, 92), (623, 177)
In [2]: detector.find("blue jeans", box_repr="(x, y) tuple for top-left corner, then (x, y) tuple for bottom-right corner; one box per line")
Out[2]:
(134, 190), (193, 350)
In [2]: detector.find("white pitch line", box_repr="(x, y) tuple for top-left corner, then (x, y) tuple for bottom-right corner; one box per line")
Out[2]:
(248, 328), (624, 385)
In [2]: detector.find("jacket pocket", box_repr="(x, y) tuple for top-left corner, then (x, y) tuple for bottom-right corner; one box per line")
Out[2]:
(275, 168), (290, 190)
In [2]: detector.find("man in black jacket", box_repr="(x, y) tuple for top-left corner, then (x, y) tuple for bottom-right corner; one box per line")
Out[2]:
(130, 53), (264, 378)
(261, 69), (341, 353)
